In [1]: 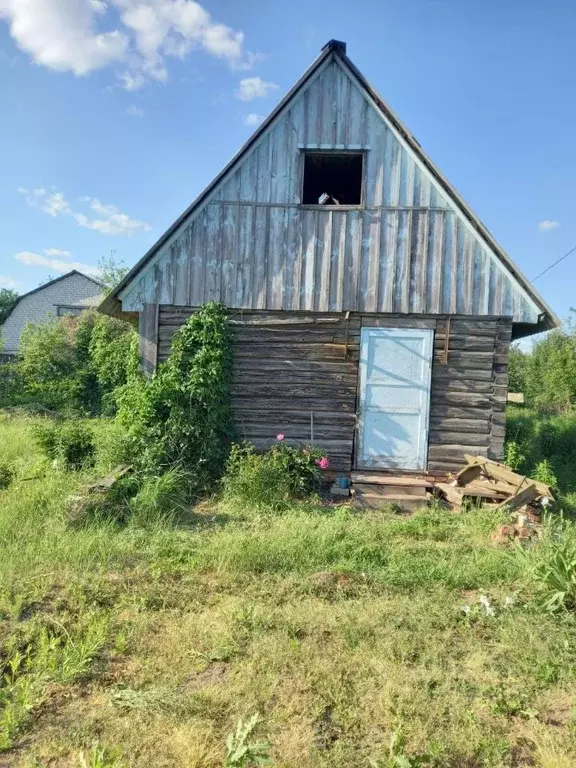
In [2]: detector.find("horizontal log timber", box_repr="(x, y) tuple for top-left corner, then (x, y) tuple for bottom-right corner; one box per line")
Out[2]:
(249, 437), (353, 453)
(430, 379), (493, 394)
(235, 423), (354, 439)
(159, 324), (361, 336)
(428, 461), (467, 473)
(232, 397), (356, 412)
(233, 370), (358, 385)
(233, 359), (359, 375)
(428, 445), (489, 459)
(434, 392), (492, 407)
(360, 316), (437, 329)
(228, 312), (354, 325)
(435, 327), (498, 339)
(432, 337), (496, 352)
(231, 330), (361, 343)
(433, 350), (495, 363)
(428, 431), (490, 446)
(231, 383), (358, 399)
(429, 418), (490, 433)
(233, 343), (359, 361)
(430, 404), (493, 419)
(233, 409), (357, 426)
(431, 368), (493, 382)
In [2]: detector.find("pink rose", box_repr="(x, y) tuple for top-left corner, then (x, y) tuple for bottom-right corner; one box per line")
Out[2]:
(318, 457), (330, 470)
(276, 433), (285, 441)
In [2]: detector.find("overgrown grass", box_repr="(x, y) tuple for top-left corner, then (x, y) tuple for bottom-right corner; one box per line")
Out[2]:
(2, 415), (576, 767)
(506, 406), (576, 495)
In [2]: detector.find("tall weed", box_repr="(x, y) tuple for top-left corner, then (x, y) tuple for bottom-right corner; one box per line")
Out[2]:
(517, 515), (576, 612)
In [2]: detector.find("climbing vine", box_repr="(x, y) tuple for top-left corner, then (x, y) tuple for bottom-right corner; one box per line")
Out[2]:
(116, 302), (234, 494)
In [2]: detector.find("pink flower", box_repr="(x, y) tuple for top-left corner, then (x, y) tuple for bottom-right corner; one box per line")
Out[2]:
(276, 433), (285, 441)
(316, 457), (330, 470)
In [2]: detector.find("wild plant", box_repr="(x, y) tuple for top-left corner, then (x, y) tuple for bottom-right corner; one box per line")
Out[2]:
(224, 713), (273, 767)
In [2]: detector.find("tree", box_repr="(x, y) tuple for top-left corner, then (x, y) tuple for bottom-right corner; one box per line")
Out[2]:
(0, 289), (18, 325)
(524, 330), (576, 413)
(97, 254), (129, 294)
(508, 345), (528, 393)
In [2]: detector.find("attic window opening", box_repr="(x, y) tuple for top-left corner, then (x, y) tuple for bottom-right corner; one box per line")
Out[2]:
(302, 152), (363, 205)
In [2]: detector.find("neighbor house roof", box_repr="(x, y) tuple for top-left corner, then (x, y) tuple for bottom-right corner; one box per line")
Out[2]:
(5, 270), (105, 319)
(101, 40), (559, 333)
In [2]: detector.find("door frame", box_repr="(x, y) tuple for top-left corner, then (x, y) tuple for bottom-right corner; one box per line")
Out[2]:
(355, 326), (434, 471)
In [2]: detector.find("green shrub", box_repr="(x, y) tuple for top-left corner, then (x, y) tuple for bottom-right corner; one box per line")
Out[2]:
(504, 440), (525, 471)
(1, 312), (137, 416)
(33, 421), (95, 470)
(532, 459), (558, 492)
(223, 440), (326, 510)
(116, 302), (233, 496)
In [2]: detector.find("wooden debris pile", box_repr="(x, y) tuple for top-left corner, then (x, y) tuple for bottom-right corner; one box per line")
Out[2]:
(436, 454), (554, 525)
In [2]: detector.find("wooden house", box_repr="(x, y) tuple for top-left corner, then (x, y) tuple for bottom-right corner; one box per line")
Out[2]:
(101, 40), (558, 485)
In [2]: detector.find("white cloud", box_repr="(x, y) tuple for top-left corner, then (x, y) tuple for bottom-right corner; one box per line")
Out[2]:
(14, 251), (99, 276)
(44, 248), (72, 259)
(0, 275), (19, 289)
(125, 103), (144, 117)
(244, 113), (263, 127)
(0, 1), (258, 89)
(538, 219), (560, 232)
(44, 248), (72, 258)
(235, 76), (278, 102)
(19, 187), (151, 236)
(0, 0), (128, 76)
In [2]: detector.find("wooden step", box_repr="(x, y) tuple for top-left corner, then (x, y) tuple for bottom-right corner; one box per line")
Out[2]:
(351, 471), (435, 487)
(353, 483), (428, 498)
(353, 490), (430, 512)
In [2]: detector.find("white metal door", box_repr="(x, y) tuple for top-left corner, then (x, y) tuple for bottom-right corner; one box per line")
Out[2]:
(357, 327), (433, 471)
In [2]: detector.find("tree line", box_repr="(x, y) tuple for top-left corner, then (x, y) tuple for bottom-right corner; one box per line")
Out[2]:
(509, 314), (576, 413)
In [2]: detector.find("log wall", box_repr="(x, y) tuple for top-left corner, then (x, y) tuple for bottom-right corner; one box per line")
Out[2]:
(156, 306), (511, 474)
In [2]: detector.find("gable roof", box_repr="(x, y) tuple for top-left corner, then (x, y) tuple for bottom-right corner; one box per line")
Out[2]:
(101, 40), (559, 333)
(5, 270), (104, 317)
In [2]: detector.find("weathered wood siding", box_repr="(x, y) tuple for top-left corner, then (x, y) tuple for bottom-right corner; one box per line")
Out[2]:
(159, 306), (359, 472)
(157, 307), (510, 473)
(428, 316), (510, 472)
(120, 56), (540, 326)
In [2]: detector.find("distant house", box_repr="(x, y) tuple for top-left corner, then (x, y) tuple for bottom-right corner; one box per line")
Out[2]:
(101, 40), (558, 478)
(2, 270), (104, 357)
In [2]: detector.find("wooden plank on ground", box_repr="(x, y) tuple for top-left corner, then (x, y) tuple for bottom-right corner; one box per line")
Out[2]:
(495, 484), (540, 512)
(351, 472), (435, 487)
(463, 454), (553, 499)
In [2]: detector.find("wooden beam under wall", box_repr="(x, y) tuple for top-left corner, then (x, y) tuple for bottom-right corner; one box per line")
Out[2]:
(139, 303), (159, 376)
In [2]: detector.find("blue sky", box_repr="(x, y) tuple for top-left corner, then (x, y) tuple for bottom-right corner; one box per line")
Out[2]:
(0, 0), (574, 322)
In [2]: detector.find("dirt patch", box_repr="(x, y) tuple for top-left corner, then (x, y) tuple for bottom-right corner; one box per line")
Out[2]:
(180, 662), (229, 692)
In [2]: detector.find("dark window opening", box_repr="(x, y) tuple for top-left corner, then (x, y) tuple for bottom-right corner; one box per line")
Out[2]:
(56, 305), (83, 317)
(302, 152), (363, 205)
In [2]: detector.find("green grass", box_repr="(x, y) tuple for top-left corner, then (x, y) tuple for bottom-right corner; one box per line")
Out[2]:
(1, 415), (576, 767)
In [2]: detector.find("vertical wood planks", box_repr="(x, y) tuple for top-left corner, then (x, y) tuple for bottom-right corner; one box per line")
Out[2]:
(139, 303), (158, 377)
(118, 58), (543, 327)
